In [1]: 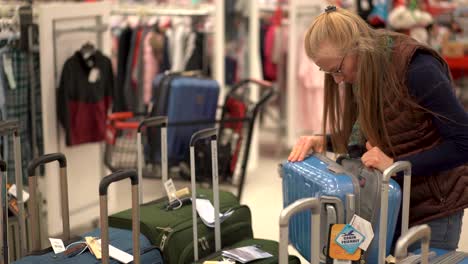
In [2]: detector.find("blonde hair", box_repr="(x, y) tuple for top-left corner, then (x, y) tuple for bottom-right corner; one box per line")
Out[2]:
(305, 8), (405, 155)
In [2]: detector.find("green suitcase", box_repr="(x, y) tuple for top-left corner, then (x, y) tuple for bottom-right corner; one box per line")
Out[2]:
(108, 117), (254, 264)
(194, 239), (301, 264)
(108, 189), (253, 264)
(194, 197), (323, 264)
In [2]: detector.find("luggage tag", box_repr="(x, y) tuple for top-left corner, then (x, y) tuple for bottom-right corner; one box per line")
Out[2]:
(335, 224), (366, 254)
(327, 224), (362, 263)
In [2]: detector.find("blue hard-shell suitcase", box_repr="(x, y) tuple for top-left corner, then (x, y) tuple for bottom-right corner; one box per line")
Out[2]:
(149, 73), (219, 164)
(12, 228), (163, 264)
(281, 154), (409, 263)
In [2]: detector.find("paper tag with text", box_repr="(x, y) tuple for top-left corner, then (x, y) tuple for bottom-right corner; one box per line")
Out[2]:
(8, 184), (30, 202)
(350, 214), (374, 251)
(88, 67), (101, 83)
(164, 179), (177, 203)
(49, 238), (66, 254)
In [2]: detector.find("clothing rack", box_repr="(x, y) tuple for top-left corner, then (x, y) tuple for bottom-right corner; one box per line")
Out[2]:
(111, 4), (215, 17)
(110, 2), (225, 100)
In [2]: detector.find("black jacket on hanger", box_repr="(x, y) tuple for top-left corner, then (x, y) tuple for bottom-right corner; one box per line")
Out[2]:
(57, 50), (113, 146)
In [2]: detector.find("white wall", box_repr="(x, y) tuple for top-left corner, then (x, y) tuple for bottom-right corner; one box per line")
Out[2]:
(38, 2), (112, 237)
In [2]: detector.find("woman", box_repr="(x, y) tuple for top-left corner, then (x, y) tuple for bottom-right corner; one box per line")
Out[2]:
(288, 6), (468, 250)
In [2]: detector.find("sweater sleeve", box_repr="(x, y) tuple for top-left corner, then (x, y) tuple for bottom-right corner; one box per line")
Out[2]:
(396, 52), (468, 176)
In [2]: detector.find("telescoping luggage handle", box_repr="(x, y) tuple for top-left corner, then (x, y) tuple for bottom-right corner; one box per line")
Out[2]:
(99, 169), (140, 264)
(27, 153), (69, 252)
(137, 116), (168, 204)
(0, 160), (8, 264)
(394, 224), (431, 264)
(190, 128), (220, 261)
(0, 120), (27, 257)
(279, 197), (321, 264)
(378, 161), (412, 264)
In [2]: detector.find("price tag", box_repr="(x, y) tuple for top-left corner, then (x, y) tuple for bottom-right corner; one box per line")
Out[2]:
(8, 184), (30, 202)
(350, 214), (374, 251)
(88, 67), (100, 83)
(164, 179), (177, 203)
(49, 238), (66, 254)
(3, 54), (16, 89)
(328, 224), (362, 261)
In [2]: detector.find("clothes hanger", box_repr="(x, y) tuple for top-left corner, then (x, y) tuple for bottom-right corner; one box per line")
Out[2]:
(80, 41), (96, 60)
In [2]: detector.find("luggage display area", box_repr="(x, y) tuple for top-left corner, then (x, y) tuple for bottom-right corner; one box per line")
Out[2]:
(0, 0), (467, 264)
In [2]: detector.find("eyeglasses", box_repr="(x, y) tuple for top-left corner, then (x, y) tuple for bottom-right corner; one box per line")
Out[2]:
(319, 53), (347, 76)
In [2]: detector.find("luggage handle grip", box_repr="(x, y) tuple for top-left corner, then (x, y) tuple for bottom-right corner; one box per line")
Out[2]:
(320, 196), (345, 224)
(137, 116), (168, 132)
(28, 153), (67, 176)
(378, 161), (412, 264)
(0, 120), (19, 135)
(107, 112), (134, 121)
(189, 128), (218, 147)
(100, 169), (140, 264)
(279, 198), (321, 264)
(228, 79), (275, 107)
(230, 79), (273, 92)
(99, 170), (138, 196)
(394, 224), (431, 264)
(0, 160), (6, 172)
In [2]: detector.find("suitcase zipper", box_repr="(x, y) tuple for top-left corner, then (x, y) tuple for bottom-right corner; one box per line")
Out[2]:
(158, 227), (173, 250)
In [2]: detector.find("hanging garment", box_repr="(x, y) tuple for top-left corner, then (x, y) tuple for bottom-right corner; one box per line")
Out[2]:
(185, 32), (205, 72)
(297, 31), (325, 135)
(57, 50), (113, 146)
(0, 47), (43, 182)
(143, 30), (160, 105)
(133, 27), (152, 113)
(123, 27), (143, 113)
(263, 23), (278, 81)
(114, 26), (132, 112)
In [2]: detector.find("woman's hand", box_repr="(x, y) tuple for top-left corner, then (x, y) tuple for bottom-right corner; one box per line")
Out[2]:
(361, 141), (394, 172)
(288, 135), (325, 162)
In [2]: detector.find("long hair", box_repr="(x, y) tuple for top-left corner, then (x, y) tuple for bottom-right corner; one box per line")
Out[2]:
(304, 8), (408, 155)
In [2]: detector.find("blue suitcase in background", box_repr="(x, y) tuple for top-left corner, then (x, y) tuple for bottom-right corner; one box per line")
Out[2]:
(281, 154), (409, 263)
(149, 73), (219, 164)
